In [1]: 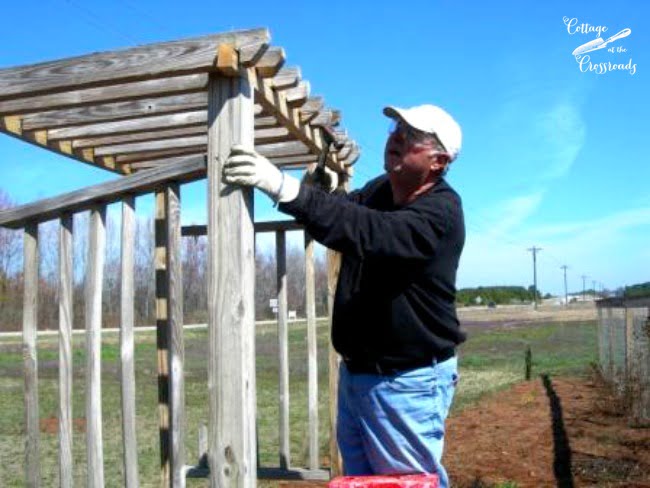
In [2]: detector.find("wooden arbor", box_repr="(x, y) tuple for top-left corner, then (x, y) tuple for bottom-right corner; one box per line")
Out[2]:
(0, 28), (358, 487)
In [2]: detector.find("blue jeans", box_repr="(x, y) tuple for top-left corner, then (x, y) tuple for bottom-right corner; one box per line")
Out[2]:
(337, 356), (459, 488)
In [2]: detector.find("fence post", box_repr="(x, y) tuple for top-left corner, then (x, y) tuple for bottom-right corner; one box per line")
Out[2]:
(207, 66), (256, 488)
(86, 205), (106, 488)
(59, 214), (74, 488)
(305, 233), (319, 470)
(120, 197), (139, 488)
(327, 249), (343, 477)
(276, 230), (290, 470)
(23, 222), (40, 488)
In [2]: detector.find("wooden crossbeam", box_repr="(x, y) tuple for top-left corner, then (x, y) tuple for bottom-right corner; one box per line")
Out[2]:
(270, 67), (301, 89)
(0, 74), (208, 115)
(0, 155), (206, 228)
(254, 46), (286, 77)
(20, 93), (207, 131)
(0, 29), (269, 99)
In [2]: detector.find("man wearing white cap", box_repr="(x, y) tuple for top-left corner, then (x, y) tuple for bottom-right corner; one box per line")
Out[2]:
(224, 104), (465, 488)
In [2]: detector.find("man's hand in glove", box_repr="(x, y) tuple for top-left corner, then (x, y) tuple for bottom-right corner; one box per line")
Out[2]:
(223, 145), (300, 203)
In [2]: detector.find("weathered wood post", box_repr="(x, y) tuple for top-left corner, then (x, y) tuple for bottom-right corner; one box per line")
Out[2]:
(58, 214), (74, 488)
(305, 233), (319, 470)
(119, 197), (140, 488)
(86, 205), (106, 488)
(23, 222), (40, 488)
(207, 45), (257, 488)
(276, 230), (290, 470)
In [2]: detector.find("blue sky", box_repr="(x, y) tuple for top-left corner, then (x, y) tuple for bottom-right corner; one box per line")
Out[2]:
(0, 0), (648, 295)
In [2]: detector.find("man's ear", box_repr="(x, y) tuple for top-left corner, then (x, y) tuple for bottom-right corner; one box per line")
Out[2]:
(431, 153), (450, 173)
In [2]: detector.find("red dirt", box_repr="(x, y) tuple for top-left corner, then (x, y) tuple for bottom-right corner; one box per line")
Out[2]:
(445, 376), (650, 487)
(39, 416), (86, 434)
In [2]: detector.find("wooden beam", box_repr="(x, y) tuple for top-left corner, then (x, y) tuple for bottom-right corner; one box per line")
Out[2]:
(47, 110), (207, 140)
(166, 183), (186, 488)
(95, 135), (206, 156)
(155, 190), (171, 486)
(0, 29), (269, 100)
(300, 97), (324, 123)
(275, 230), (290, 470)
(304, 233), (319, 470)
(58, 215), (74, 488)
(207, 72), (257, 488)
(20, 93), (207, 131)
(267, 154), (318, 167)
(0, 74), (208, 115)
(254, 47), (286, 77)
(270, 67), (301, 90)
(284, 81), (309, 107)
(119, 197), (139, 488)
(254, 127), (291, 145)
(115, 147), (205, 165)
(181, 219), (304, 237)
(85, 205), (106, 488)
(73, 125), (207, 149)
(23, 223), (41, 488)
(238, 42), (269, 67)
(0, 155), (206, 229)
(216, 44), (240, 77)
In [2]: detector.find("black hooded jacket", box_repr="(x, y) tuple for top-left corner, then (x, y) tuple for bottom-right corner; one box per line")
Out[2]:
(279, 174), (466, 369)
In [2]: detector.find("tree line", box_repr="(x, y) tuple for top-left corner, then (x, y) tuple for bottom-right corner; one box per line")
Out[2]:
(0, 190), (329, 332)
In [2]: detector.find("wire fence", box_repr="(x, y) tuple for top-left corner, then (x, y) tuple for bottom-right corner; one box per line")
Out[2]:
(596, 297), (650, 426)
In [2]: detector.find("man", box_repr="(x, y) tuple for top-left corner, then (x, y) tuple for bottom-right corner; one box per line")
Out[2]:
(224, 104), (465, 488)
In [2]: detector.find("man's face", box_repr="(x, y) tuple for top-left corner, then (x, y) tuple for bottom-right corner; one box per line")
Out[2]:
(384, 122), (440, 192)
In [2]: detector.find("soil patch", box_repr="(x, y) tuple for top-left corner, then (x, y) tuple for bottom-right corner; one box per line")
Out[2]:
(445, 376), (650, 487)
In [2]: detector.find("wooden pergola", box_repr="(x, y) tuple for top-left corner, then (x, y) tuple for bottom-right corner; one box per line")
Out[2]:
(0, 28), (358, 488)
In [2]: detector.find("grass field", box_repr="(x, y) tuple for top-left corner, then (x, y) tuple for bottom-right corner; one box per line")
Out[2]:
(0, 319), (598, 487)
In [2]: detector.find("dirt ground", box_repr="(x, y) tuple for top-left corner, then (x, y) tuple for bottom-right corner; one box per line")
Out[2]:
(457, 302), (598, 326)
(445, 375), (650, 487)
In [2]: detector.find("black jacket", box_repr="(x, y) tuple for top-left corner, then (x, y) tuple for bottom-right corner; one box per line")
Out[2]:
(279, 174), (466, 369)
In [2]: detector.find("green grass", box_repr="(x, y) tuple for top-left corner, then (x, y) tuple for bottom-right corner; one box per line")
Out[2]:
(0, 320), (597, 487)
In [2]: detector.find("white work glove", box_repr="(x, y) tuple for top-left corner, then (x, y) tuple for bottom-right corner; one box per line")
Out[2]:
(302, 165), (339, 193)
(223, 145), (300, 203)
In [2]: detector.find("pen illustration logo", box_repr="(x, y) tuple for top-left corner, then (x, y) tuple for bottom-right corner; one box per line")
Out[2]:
(563, 17), (637, 75)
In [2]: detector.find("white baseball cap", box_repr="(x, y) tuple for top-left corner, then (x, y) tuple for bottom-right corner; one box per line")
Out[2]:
(383, 104), (462, 161)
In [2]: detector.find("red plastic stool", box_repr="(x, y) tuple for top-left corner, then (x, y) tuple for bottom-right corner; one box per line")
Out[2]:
(329, 474), (439, 488)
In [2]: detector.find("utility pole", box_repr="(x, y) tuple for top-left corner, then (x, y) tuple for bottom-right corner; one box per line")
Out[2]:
(561, 265), (569, 306)
(581, 275), (587, 302)
(528, 246), (542, 310)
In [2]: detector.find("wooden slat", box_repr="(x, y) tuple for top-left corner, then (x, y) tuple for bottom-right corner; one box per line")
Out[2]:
(166, 183), (186, 487)
(0, 155), (205, 229)
(95, 135), (206, 156)
(275, 230), (290, 470)
(284, 81), (309, 107)
(0, 74), (208, 115)
(120, 197), (139, 488)
(327, 248), (343, 477)
(256, 141), (310, 159)
(254, 47), (286, 77)
(181, 220), (303, 238)
(207, 72), (256, 488)
(155, 190), (171, 486)
(238, 42), (269, 67)
(23, 223), (40, 488)
(73, 125), (206, 149)
(116, 147), (204, 165)
(269, 67), (301, 90)
(21, 93), (207, 131)
(0, 29), (269, 99)
(47, 110), (207, 140)
(58, 215), (74, 488)
(304, 233), (319, 470)
(85, 205), (106, 488)
(254, 127), (291, 145)
(300, 97), (324, 123)
(268, 155), (318, 167)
